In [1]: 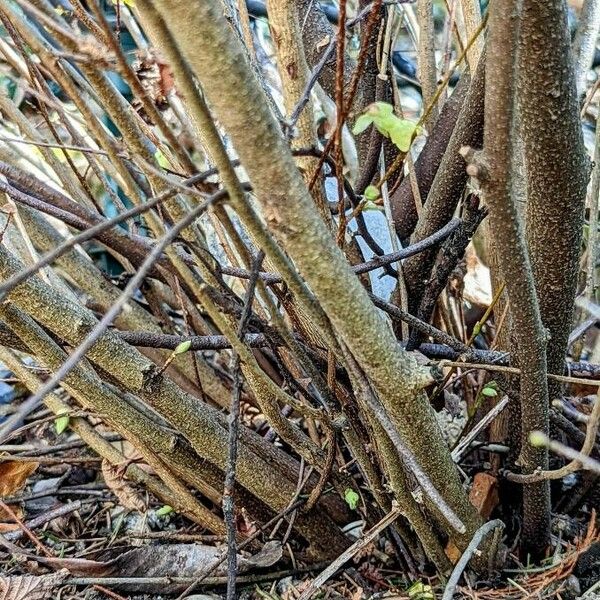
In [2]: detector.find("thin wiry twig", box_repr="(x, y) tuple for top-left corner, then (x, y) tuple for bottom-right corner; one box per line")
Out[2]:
(507, 389), (600, 483)
(0, 173), (230, 300)
(441, 519), (505, 600)
(297, 506), (402, 600)
(224, 251), (263, 600)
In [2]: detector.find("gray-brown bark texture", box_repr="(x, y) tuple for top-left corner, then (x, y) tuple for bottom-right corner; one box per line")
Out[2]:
(472, 0), (551, 555)
(518, 0), (590, 398)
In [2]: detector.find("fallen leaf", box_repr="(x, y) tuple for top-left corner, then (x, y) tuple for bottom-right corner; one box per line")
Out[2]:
(101, 459), (147, 513)
(0, 461), (39, 497)
(469, 472), (499, 520)
(0, 570), (68, 600)
(445, 472), (500, 563)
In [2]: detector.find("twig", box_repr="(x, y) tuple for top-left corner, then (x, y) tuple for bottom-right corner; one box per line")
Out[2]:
(302, 427), (336, 512)
(437, 360), (600, 389)
(507, 388), (600, 483)
(296, 506), (402, 600)
(441, 519), (505, 600)
(224, 251), (263, 600)
(174, 499), (305, 599)
(67, 564), (329, 589)
(573, 0), (600, 98)
(4, 500), (82, 542)
(358, 385), (466, 533)
(370, 293), (469, 351)
(0, 499), (53, 557)
(0, 169), (226, 300)
(219, 217), (460, 282)
(584, 97), (600, 300)
(523, 432), (600, 476)
(451, 396), (509, 462)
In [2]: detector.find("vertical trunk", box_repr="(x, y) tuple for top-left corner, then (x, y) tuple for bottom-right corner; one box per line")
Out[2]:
(518, 0), (590, 399)
(466, 0), (551, 555)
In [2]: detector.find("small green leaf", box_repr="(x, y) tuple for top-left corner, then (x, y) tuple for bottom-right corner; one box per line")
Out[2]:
(154, 149), (170, 169)
(364, 185), (380, 201)
(529, 431), (547, 447)
(387, 119), (418, 152)
(371, 101), (394, 117)
(344, 488), (359, 510)
(481, 385), (498, 398)
(352, 114), (374, 135)
(408, 581), (434, 600)
(174, 340), (192, 355)
(55, 414), (70, 435)
(354, 102), (418, 151)
(156, 505), (174, 516)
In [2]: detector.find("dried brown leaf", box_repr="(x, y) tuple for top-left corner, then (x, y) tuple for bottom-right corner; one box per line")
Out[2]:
(0, 461), (39, 497)
(101, 459), (146, 512)
(0, 569), (68, 600)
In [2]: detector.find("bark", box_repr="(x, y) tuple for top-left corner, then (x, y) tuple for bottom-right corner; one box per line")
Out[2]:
(266, 0), (330, 224)
(354, 0), (387, 193)
(459, 0), (484, 70)
(150, 0), (482, 550)
(416, 0), (439, 129)
(518, 0), (591, 398)
(0, 346), (228, 533)
(399, 54), (485, 317)
(466, 0), (551, 555)
(295, 0), (360, 108)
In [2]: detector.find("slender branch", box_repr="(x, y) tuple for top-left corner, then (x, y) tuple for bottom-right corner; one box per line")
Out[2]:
(297, 506), (402, 600)
(573, 0), (600, 98)
(416, 0), (438, 128)
(522, 433), (600, 476)
(0, 170), (224, 299)
(507, 388), (600, 483)
(224, 252), (263, 600)
(441, 520), (505, 600)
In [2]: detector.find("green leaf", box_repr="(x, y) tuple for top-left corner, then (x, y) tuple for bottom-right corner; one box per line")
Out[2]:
(353, 102), (419, 152)
(174, 340), (192, 355)
(55, 414), (70, 435)
(156, 505), (174, 516)
(529, 431), (547, 447)
(344, 488), (359, 510)
(352, 114), (374, 135)
(364, 185), (379, 201)
(408, 581), (434, 600)
(154, 149), (170, 169)
(371, 101), (394, 117)
(481, 385), (498, 398)
(387, 119), (418, 152)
